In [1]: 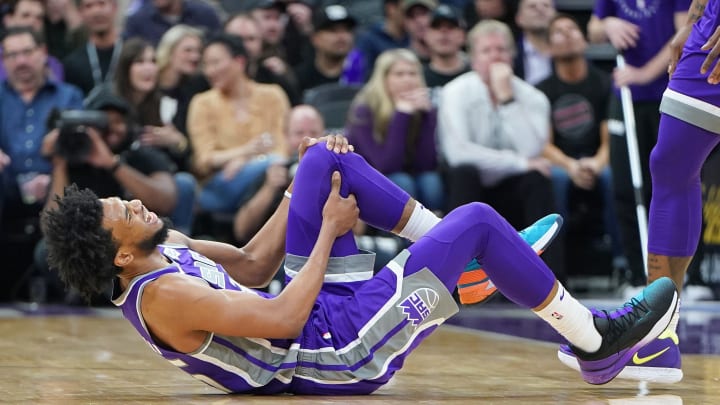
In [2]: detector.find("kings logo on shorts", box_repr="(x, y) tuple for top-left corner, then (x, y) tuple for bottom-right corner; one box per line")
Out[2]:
(398, 288), (439, 326)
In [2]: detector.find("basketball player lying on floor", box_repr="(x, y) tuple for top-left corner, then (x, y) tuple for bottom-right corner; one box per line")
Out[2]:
(41, 135), (678, 394)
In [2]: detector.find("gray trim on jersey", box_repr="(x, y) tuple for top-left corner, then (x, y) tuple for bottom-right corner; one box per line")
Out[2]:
(285, 250), (376, 276)
(660, 89), (720, 135)
(188, 250), (459, 387)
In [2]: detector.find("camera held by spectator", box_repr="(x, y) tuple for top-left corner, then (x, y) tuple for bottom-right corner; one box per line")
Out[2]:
(53, 110), (110, 166)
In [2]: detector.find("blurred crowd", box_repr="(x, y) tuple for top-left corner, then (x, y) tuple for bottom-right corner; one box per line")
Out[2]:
(0, 0), (713, 304)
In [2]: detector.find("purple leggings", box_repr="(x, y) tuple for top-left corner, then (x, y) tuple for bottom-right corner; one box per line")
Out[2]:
(287, 145), (557, 308)
(649, 114), (720, 256)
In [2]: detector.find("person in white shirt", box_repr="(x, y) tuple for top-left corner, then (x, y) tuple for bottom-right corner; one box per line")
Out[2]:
(438, 19), (564, 280)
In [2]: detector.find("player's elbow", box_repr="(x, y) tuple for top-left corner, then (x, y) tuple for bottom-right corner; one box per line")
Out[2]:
(283, 320), (304, 339)
(271, 301), (310, 338)
(270, 311), (305, 338)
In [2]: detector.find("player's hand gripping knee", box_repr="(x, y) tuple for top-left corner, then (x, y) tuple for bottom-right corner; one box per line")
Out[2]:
(322, 171), (359, 237)
(298, 134), (354, 160)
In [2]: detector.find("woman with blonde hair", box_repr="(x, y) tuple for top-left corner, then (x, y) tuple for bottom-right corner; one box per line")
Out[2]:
(346, 48), (444, 212)
(149, 24), (209, 171)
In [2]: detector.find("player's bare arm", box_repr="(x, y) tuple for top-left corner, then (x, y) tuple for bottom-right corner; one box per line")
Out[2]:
(164, 135), (355, 287)
(144, 171), (359, 353)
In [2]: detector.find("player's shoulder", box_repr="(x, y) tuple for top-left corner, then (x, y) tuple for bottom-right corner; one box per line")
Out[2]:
(144, 271), (209, 302)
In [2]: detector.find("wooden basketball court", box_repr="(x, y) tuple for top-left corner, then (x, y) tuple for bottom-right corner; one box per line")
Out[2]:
(1, 312), (717, 404)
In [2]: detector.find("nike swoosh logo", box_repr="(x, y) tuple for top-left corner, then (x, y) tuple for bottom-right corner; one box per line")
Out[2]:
(632, 347), (669, 365)
(559, 288), (565, 301)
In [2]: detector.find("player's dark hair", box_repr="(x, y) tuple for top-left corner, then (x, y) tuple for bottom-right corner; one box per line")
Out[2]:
(41, 184), (121, 303)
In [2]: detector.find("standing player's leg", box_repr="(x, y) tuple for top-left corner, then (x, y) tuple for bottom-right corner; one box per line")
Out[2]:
(648, 113), (720, 293)
(556, 109), (719, 385)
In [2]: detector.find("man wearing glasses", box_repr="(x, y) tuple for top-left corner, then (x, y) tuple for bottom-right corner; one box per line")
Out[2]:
(0, 27), (82, 293)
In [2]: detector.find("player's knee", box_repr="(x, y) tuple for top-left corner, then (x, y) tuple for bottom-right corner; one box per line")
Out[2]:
(299, 142), (337, 169)
(461, 201), (498, 220)
(650, 145), (692, 188)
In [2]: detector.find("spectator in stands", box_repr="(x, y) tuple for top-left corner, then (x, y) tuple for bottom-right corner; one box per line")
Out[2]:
(354, 0), (409, 80)
(1, 0), (64, 81)
(232, 104), (324, 244)
(231, 0), (313, 70)
(245, 0), (295, 78)
(110, 38), (196, 233)
(155, 24), (208, 172)
(537, 14), (623, 271)
(438, 20), (563, 278)
(293, 4), (357, 95)
(346, 49), (443, 212)
(279, 0), (314, 69)
(587, 0), (689, 286)
(188, 33), (290, 215)
(63, 0), (121, 97)
(423, 4), (468, 98)
(464, 0), (518, 34)
(224, 13), (301, 105)
(402, 0), (436, 62)
(123, 0), (221, 46)
(513, 0), (555, 85)
(0, 27), (83, 238)
(43, 0), (83, 61)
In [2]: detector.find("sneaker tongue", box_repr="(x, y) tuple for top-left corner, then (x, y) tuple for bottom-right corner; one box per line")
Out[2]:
(593, 314), (609, 335)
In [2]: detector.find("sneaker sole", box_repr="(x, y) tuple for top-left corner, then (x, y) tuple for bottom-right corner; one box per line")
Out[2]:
(578, 289), (679, 385)
(458, 215), (563, 305)
(528, 218), (562, 254)
(557, 349), (684, 384)
(457, 271), (497, 305)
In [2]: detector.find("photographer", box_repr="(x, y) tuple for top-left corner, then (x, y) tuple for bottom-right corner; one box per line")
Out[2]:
(43, 90), (178, 215)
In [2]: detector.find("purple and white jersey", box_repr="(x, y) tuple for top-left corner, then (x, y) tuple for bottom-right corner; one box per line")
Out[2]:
(112, 244), (297, 394)
(112, 245), (459, 395)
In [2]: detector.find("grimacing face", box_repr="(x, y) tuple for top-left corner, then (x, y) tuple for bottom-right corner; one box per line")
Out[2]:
(101, 197), (165, 249)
